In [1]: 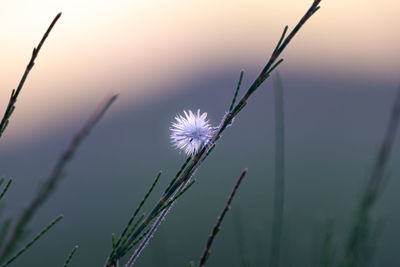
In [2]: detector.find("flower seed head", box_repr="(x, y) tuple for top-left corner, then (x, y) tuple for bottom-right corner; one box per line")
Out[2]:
(170, 109), (213, 155)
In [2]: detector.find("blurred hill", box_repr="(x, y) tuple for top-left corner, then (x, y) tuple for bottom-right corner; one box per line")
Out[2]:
(0, 69), (399, 266)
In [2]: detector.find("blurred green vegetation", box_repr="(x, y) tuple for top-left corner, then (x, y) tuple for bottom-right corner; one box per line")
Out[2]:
(0, 69), (399, 266)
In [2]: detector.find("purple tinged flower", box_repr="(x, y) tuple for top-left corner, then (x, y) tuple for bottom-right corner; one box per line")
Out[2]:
(170, 109), (214, 155)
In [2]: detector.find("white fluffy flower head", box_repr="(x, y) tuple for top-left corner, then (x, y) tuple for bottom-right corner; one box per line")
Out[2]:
(170, 109), (213, 155)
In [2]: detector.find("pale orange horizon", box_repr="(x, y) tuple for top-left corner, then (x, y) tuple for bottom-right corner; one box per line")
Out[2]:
(1, 0), (399, 144)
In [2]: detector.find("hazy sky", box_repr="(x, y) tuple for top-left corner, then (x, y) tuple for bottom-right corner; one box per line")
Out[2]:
(0, 0), (399, 143)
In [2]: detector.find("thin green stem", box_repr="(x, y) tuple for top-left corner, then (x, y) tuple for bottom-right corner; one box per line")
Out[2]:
(2, 215), (63, 267)
(273, 26), (289, 54)
(0, 13), (62, 139)
(0, 180), (12, 203)
(125, 179), (195, 267)
(245, 0), (321, 99)
(112, 233), (117, 256)
(119, 215), (145, 251)
(63, 245), (78, 267)
(201, 144), (215, 163)
(198, 169), (248, 267)
(125, 227), (152, 253)
(164, 157), (191, 194)
(158, 180), (195, 217)
(115, 171), (161, 249)
(229, 71), (244, 112)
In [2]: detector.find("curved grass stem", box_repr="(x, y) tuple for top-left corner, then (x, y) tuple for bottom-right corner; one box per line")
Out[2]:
(0, 13), (62, 139)
(198, 169), (248, 267)
(63, 245), (78, 267)
(2, 215), (63, 267)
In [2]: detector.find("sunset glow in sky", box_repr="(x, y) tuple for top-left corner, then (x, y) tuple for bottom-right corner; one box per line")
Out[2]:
(1, 0), (399, 143)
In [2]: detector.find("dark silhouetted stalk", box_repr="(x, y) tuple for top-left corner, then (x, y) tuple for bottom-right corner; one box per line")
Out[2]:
(2, 215), (63, 267)
(0, 13), (61, 139)
(115, 171), (162, 250)
(198, 169), (248, 267)
(229, 71), (245, 112)
(125, 179), (195, 267)
(63, 245), (78, 267)
(0, 180), (12, 203)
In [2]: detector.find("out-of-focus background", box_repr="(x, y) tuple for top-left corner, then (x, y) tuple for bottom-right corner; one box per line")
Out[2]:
(0, 0), (399, 266)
